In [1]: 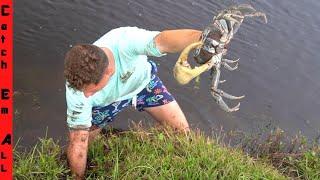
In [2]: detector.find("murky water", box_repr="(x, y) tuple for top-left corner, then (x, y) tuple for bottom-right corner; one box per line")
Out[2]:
(14, 0), (320, 146)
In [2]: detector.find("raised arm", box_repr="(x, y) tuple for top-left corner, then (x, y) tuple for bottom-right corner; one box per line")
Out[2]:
(67, 129), (89, 180)
(154, 29), (202, 54)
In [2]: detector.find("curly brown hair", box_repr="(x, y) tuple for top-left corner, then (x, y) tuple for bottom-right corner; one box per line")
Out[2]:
(64, 44), (108, 90)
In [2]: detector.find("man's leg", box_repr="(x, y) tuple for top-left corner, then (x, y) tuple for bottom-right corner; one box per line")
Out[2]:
(144, 100), (189, 132)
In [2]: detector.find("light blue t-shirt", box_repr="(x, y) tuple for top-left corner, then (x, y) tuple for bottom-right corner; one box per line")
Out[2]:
(66, 27), (166, 129)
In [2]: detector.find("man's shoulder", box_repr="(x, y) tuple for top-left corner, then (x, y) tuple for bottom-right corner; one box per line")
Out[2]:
(93, 27), (134, 47)
(96, 26), (140, 39)
(65, 83), (88, 104)
(95, 26), (151, 41)
(109, 26), (143, 33)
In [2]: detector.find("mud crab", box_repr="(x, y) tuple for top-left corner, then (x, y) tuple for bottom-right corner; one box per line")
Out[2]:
(173, 4), (267, 112)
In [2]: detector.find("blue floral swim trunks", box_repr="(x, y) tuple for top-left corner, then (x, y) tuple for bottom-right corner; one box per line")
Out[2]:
(91, 61), (175, 128)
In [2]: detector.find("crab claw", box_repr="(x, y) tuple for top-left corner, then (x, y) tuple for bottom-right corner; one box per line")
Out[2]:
(222, 61), (238, 71)
(222, 58), (239, 64)
(211, 93), (241, 112)
(173, 41), (213, 85)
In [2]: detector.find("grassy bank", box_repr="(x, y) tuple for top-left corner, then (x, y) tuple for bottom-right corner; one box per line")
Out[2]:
(14, 127), (319, 179)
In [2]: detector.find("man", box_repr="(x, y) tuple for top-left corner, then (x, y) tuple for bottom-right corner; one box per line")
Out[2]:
(64, 27), (201, 179)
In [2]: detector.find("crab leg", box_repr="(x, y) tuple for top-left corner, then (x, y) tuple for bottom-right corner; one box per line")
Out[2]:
(226, 19), (237, 37)
(222, 58), (239, 64)
(213, 89), (245, 100)
(221, 61), (238, 71)
(211, 67), (221, 89)
(210, 66), (243, 112)
(245, 13), (268, 23)
(225, 13), (245, 19)
(211, 91), (241, 112)
(223, 15), (243, 24)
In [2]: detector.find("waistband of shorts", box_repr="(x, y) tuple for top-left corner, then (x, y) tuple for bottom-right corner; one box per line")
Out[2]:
(148, 60), (158, 75)
(131, 60), (158, 109)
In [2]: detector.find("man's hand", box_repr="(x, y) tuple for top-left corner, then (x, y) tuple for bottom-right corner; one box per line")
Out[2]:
(67, 129), (89, 180)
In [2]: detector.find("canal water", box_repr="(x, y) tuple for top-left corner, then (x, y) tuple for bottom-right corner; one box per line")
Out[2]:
(14, 0), (320, 146)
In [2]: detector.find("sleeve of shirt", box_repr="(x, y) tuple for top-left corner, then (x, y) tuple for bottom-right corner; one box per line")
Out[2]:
(121, 27), (167, 57)
(65, 84), (92, 130)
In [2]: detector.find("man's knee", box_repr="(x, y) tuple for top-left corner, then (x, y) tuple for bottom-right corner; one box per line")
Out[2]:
(145, 100), (189, 131)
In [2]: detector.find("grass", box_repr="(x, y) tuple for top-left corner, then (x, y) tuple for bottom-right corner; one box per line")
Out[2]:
(14, 138), (69, 179)
(14, 126), (320, 179)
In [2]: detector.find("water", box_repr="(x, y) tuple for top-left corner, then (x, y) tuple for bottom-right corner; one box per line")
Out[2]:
(14, 0), (320, 146)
